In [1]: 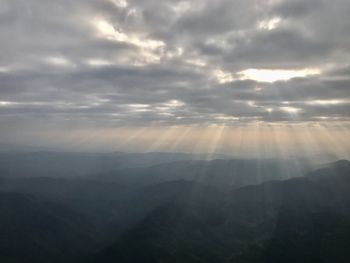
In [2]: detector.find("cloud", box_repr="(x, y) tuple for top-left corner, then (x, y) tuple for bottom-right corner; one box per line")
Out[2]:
(0, 0), (350, 137)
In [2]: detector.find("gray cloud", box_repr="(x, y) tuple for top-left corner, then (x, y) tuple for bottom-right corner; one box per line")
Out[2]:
(0, 0), (350, 134)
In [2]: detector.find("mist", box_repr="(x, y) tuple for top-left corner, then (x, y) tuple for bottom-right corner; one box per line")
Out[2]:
(1, 0), (350, 262)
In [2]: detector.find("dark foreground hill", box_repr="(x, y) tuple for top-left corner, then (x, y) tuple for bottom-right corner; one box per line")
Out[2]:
(0, 159), (349, 263)
(0, 192), (100, 263)
(92, 160), (350, 263)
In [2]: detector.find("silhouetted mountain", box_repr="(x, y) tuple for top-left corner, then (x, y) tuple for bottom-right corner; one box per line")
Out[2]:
(95, 158), (312, 187)
(1, 156), (349, 263)
(0, 192), (99, 263)
(264, 159), (350, 263)
(0, 177), (125, 224)
(92, 160), (350, 263)
(0, 151), (231, 178)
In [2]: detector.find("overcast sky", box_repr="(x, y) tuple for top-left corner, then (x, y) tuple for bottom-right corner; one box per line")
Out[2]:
(0, 0), (350, 152)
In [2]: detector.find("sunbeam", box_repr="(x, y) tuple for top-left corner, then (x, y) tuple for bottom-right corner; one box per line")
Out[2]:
(1, 0), (350, 261)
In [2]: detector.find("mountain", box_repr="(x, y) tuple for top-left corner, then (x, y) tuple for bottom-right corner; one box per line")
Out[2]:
(0, 151), (231, 178)
(1, 155), (349, 263)
(92, 160), (350, 263)
(264, 160), (350, 263)
(0, 192), (100, 263)
(94, 158), (312, 187)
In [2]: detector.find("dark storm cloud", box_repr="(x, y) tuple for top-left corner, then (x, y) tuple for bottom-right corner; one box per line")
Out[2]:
(0, 0), (350, 130)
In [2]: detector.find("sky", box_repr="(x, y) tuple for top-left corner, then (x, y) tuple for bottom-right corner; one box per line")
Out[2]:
(0, 0), (350, 156)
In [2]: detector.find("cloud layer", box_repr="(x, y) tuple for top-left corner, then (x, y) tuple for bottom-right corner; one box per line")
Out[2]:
(1, 0), (350, 129)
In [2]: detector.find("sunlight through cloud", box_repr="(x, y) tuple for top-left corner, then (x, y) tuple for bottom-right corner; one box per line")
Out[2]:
(239, 68), (320, 82)
(280, 106), (302, 113)
(45, 56), (74, 67)
(258, 17), (282, 30)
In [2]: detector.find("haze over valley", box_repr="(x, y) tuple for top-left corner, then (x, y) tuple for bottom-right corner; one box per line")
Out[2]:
(1, 0), (350, 262)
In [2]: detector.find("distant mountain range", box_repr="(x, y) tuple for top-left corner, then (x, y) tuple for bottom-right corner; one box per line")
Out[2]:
(93, 160), (350, 263)
(0, 151), (233, 178)
(0, 151), (349, 262)
(93, 158), (313, 187)
(0, 192), (100, 263)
